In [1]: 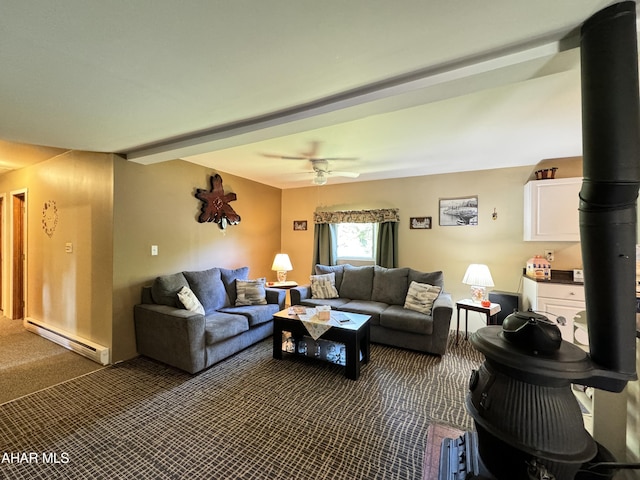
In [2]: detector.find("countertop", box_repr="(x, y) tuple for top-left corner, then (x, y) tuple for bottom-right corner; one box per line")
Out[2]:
(522, 269), (584, 285)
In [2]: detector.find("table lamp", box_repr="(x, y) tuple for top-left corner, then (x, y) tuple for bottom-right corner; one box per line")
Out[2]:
(462, 263), (494, 303)
(271, 253), (293, 283)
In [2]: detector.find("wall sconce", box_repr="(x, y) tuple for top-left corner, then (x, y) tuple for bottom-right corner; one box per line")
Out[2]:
(462, 264), (494, 303)
(271, 254), (293, 283)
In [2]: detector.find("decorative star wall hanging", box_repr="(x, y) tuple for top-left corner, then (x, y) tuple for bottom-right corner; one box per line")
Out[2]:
(195, 174), (241, 230)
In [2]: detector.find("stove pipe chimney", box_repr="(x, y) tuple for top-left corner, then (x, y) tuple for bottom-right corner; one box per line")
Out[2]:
(580, 0), (640, 392)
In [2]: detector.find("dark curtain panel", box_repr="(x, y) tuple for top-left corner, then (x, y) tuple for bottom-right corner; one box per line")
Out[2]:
(312, 223), (337, 272)
(376, 221), (398, 268)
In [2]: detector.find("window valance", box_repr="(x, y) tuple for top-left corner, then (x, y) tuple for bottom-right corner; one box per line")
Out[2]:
(313, 208), (399, 224)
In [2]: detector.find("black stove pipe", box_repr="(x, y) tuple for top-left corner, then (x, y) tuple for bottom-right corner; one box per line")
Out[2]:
(580, 0), (639, 392)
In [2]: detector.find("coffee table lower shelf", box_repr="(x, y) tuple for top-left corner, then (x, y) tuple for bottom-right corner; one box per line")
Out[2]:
(272, 310), (370, 380)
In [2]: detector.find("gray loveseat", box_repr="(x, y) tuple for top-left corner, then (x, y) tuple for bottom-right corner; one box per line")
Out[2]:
(134, 266), (286, 373)
(290, 264), (453, 355)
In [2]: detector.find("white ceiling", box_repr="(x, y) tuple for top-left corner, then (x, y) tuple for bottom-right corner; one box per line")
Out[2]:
(0, 1), (629, 188)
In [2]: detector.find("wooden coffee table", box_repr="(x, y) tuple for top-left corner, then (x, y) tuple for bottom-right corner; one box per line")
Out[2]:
(272, 308), (370, 380)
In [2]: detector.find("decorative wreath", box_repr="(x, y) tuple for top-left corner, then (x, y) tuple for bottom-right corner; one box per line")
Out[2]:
(42, 200), (58, 238)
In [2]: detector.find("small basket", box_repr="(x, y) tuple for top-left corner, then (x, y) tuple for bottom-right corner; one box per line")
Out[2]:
(534, 167), (558, 180)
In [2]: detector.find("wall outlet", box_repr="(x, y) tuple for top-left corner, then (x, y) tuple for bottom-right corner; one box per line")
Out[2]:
(151, 245), (158, 256)
(544, 249), (554, 262)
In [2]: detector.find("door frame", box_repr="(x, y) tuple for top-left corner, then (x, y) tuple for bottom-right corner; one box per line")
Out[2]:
(9, 188), (27, 320)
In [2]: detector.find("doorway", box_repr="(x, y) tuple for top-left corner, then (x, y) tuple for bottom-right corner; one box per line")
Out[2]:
(12, 192), (25, 320)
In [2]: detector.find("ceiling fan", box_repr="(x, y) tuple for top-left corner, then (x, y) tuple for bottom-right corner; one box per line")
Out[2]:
(262, 141), (360, 185)
(309, 159), (359, 185)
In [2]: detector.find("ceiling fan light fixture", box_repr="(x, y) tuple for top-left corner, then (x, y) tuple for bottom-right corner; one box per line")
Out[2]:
(312, 173), (327, 185)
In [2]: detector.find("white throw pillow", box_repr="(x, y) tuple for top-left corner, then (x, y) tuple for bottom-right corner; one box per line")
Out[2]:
(177, 286), (205, 315)
(235, 278), (267, 306)
(310, 272), (339, 299)
(404, 281), (441, 315)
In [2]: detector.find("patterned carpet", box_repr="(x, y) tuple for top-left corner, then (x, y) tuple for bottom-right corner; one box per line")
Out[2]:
(0, 335), (483, 479)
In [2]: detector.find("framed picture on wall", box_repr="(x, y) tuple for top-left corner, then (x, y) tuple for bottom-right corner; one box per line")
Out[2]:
(409, 217), (432, 229)
(293, 220), (308, 231)
(439, 196), (478, 226)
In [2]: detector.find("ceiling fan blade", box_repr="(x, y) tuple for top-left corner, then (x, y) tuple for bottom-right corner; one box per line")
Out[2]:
(321, 157), (359, 161)
(304, 141), (321, 158)
(329, 171), (360, 178)
(261, 153), (308, 160)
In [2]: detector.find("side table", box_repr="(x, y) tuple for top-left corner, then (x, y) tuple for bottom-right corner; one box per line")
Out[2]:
(266, 281), (298, 307)
(455, 299), (501, 345)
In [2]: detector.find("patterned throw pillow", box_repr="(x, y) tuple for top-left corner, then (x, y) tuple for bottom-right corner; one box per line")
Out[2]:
(404, 281), (441, 315)
(310, 272), (339, 299)
(235, 278), (268, 306)
(177, 286), (205, 315)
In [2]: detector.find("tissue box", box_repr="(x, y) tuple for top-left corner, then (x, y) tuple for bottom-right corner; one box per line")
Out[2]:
(317, 305), (331, 321)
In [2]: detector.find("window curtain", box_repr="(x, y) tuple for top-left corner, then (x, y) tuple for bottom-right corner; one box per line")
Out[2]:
(313, 208), (399, 269)
(376, 220), (398, 268)
(312, 223), (337, 273)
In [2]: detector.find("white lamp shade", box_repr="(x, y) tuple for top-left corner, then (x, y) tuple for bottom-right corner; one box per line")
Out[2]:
(271, 254), (293, 272)
(462, 264), (494, 287)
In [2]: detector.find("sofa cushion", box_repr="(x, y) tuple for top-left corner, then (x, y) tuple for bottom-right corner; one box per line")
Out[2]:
(310, 272), (339, 299)
(177, 286), (205, 315)
(220, 266), (250, 306)
(184, 268), (229, 314)
(409, 269), (444, 289)
(204, 312), (249, 345)
(339, 299), (387, 325)
(380, 305), (434, 335)
(339, 265), (374, 301)
(371, 266), (409, 305)
(219, 303), (279, 327)
(235, 278), (268, 306)
(404, 281), (442, 315)
(151, 272), (190, 307)
(315, 264), (347, 291)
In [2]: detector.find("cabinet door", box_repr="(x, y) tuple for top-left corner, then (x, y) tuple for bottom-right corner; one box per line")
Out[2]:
(537, 296), (586, 343)
(523, 178), (581, 241)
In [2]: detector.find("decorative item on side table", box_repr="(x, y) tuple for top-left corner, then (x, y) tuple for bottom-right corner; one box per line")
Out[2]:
(271, 253), (293, 283)
(462, 264), (494, 303)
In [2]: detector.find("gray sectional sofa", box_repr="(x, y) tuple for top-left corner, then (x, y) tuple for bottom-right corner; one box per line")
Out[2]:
(134, 266), (286, 373)
(290, 264), (454, 355)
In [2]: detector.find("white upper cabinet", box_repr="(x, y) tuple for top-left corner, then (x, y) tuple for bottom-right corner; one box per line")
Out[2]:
(523, 177), (582, 241)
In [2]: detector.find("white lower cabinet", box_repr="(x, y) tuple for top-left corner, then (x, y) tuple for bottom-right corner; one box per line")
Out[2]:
(522, 277), (586, 345)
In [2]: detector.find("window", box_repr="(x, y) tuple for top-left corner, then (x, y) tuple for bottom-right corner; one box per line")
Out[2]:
(336, 223), (377, 262)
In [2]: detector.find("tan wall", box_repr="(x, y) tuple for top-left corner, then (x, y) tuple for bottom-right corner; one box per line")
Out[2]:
(112, 158), (282, 361)
(0, 150), (114, 350)
(282, 164), (583, 332)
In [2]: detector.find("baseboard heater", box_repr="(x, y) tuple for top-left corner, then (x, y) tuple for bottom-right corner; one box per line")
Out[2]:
(24, 317), (110, 365)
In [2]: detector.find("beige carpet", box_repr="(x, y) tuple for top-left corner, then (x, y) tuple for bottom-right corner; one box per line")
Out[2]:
(0, 316), (105, 404)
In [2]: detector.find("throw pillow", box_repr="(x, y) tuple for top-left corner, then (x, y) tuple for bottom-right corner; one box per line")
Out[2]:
(404, 281), (441, 315)
(236, 278), (268, 306)
(310, 272), (339, 299)
(177, 286), (205, 315)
